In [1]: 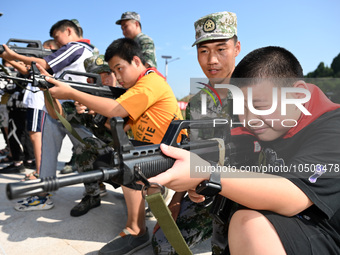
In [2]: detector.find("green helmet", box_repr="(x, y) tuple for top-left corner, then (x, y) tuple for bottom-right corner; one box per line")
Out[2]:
(84, 55), (111, 74)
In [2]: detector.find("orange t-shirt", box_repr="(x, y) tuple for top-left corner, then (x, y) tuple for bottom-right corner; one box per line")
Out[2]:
(116, 70), (185, 144)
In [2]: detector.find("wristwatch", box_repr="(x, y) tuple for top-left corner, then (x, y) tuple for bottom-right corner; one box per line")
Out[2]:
(196, 171), (221, 196)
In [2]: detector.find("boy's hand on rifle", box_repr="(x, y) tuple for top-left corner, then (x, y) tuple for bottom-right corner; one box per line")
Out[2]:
(44, 75), (74, 100)
(0, 44), (17, 61)
(36, 63), (51, 76)
(35, 63), (53, 91)
(37, 62), (74, 100)
(148, 144), (210, 192)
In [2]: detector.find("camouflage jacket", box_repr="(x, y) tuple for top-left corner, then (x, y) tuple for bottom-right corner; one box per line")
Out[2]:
(62, 101), (113, 144)
(186, 85), (233, 140)
(135, 33), (157, 68)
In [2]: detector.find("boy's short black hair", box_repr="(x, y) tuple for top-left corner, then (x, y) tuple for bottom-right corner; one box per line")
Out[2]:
(104, 38), (145, 65)
(232, 46), (303, 87)
(49, 19), (81, 37)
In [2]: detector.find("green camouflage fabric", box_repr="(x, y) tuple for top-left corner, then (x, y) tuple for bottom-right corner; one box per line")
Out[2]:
(0, 105), (8, 128)
(186, 86), (233, 254)
(192, 11), (237, 46)
(152, 195), (234, 255)
(186, 85), (233, 140)
(62, 101), (113, 144)
(116, 11), (141, 24)
(135, 33), (157, 68)
(62, 101), (114, 196)
(71, 19), (81, 28)
(72, 136), (114, 195)
(152, 196), (213, 255)
(152, 86), (234, 254)
(84, 55), (111, 74)
(61, 101), (83, 124)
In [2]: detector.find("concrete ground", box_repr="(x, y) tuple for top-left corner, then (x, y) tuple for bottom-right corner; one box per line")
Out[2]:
(0, 135), (211, 255)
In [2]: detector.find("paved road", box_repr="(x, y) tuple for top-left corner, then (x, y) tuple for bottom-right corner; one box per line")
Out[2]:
(0, 135), (211, 255)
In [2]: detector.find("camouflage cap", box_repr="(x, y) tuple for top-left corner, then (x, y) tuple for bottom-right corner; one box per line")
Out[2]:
(71, 19), (81, 28)
(116, 11), (141, 25)
(192, 11), (237, 47)
(84, 55), (111, 74)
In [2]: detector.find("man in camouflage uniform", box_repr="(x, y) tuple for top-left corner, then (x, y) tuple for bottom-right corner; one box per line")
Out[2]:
(64, 55), (118, 216)
(116, 11), (157, 68)
(152, 11), (241, 255)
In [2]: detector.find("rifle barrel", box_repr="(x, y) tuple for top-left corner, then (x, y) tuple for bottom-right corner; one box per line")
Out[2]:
(6, 168), (120, 199)
(0, 74), (32, 83)
(0, 73), (126, 98)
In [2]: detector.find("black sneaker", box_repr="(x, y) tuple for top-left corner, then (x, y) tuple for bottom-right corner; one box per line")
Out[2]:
(24, 160), (36, 169)
(99, 228), (150, 255)
(0, 163), (25, 174)
(70, 195), (100, 217)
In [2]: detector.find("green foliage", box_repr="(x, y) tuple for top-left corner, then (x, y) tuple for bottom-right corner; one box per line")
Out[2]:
(306, 78), (340, 103)
(331, 53), (340, 77)
(306, 62), (333, 78)
(305, 53), (340, 102)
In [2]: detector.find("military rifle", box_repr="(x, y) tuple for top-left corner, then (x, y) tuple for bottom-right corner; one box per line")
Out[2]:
(0, 38), (56, 58)
(7, 117), (232, 199)
(0, 61), (126, 99)
(0, 62), (126, 126)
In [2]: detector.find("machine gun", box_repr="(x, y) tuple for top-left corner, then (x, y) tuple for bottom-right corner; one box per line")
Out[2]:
(0, 62), (126, 99)
(7, 117), (231, 200)
(0, 38), (56, 58)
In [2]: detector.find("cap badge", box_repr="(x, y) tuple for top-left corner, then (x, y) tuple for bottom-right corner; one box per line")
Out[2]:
(95, 57), (104, 66)
(203, 18), (216, 32)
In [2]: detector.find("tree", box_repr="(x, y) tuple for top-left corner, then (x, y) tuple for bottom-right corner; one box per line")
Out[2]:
(306, 62), (333, 78)
(331, 53), (340, 77)
(304, 53), (340, 102)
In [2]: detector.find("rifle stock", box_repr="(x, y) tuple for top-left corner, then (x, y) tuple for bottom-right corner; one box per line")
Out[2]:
(7, 117), (230, 200)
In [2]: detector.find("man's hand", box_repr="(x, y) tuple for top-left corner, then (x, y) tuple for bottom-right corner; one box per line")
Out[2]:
(74, 101), (94, 115)
(148, 144), (210, 192)
(188, 189), (205, 203)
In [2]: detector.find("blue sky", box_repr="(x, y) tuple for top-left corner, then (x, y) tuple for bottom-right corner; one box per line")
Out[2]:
(1, 0), (339, 99)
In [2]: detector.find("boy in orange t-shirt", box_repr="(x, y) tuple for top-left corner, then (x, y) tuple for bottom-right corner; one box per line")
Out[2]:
(41, 37), (185, 255)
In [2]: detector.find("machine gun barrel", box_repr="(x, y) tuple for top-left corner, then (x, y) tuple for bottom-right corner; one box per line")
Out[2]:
(7, 118), (230, 200)
(6, 139), (219, 199)
(7, 168), (120, 200)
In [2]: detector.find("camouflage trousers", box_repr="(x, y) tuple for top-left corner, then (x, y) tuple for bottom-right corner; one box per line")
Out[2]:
(73, 136), (114, 196)
(152, 195), (229, 255)
(0, 104), (8, 128)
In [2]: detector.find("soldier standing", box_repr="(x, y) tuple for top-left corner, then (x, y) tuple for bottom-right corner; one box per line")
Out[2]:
(116, 11), (157, 68)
